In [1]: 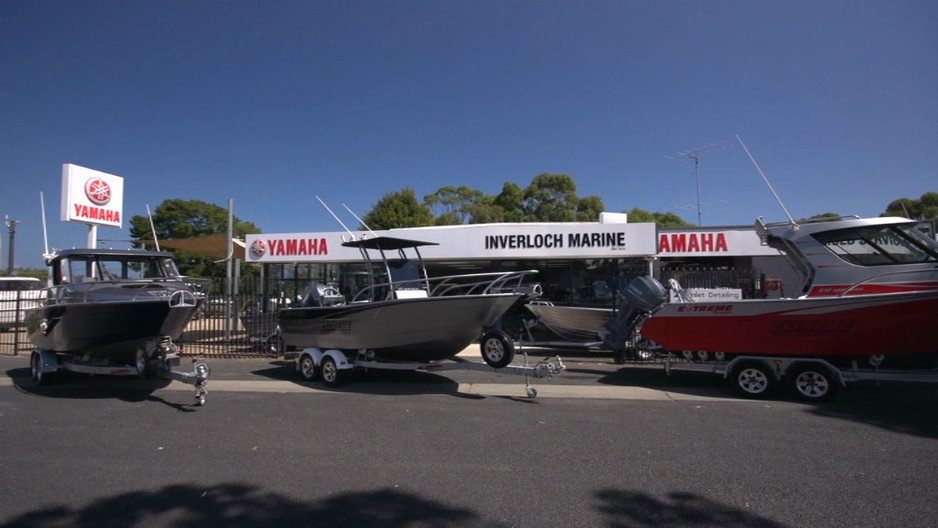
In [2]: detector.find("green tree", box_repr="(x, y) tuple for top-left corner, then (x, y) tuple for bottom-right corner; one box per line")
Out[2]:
(883, 192), (938, 220)
(361, 188), (435, 229)
(128, 199), (261, 277)
(490, 182), (525, 222)
(522, 173), (578, 222)
(624, 207), (693, 227)
(424, 186), (487, 226)
(576, 195), (605, 222)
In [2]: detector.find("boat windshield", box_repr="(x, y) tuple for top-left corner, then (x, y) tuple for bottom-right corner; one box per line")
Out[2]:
(61, 256), (181, 282)
(812, 223), (938, 266)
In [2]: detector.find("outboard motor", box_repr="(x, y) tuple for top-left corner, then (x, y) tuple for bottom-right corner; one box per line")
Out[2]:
(301, 284), (346, 307)
(602, 276), (668, 358)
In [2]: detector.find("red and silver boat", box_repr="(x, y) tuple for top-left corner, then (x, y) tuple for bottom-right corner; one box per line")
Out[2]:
(630, 216), (938, 362)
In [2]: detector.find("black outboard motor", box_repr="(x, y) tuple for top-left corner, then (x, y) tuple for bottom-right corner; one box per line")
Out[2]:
(301, 284), (346, 307)
(602, 276), (668, 359)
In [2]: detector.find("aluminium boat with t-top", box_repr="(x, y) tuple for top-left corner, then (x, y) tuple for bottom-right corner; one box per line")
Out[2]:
(277, 235), (539, 363)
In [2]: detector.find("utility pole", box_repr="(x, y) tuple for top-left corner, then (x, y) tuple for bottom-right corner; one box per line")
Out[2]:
(669, 142), (728, 225)
(5, 216), (18, 275)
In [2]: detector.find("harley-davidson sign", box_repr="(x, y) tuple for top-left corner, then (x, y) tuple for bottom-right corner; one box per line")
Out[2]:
(61, 164), (124, 228)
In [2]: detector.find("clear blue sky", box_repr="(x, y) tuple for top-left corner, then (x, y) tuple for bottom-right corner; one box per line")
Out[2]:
(2, 0), (936, 269)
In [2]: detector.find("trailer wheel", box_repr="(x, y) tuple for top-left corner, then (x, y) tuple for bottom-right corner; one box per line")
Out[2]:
(481, 330), (514, 369)
(319, 356), (342, 388)
(789, 363), (839, 403)
(730, 360), (775, 399)
(134, 348), (151, 378)
(31, 351), (54, 386)
(298, 354), (318, 382)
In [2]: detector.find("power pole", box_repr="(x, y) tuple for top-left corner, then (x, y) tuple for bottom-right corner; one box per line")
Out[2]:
(669, 142), (728, 225)
(5, 216), (18, 275)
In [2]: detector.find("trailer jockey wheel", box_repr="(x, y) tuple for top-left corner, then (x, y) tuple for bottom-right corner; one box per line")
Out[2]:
(481, 330), (515, 369)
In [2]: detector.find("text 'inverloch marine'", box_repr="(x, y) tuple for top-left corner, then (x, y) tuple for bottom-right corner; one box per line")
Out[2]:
(485, 232), (626, 250)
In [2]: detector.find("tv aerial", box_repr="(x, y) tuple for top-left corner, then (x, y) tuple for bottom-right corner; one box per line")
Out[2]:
(667, 141), (729, 225)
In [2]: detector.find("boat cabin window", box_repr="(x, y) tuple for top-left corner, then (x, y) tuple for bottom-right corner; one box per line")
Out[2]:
(60, 256), (180, 282)
(813, 224), (938, 266)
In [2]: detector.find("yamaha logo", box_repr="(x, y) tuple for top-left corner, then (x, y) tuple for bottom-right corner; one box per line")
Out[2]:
(84, 178), (112, 206)
(250, 239), (267, 259)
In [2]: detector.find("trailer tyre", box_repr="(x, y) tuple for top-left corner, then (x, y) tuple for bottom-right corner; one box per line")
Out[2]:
(730, 360), (775, 399)
(319, 356), (342, 388)
(31, 351), (54, 386)
(298, 354), (318, 382)
(134, 348), (152, 379)
(481, 330), (514, 369)
(789, 363), (839, 403)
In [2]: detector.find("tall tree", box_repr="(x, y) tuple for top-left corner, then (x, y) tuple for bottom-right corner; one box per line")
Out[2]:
(576, 195), (605, 222)
(624, 207), (693, 227)
(424, 186), (487, 225)
(128, 199), (260, 277)
(490, 182), (525, 222)
(883, 192), (938, 220)
(522, 173), (578, 222)
(361, 188), (435, 229)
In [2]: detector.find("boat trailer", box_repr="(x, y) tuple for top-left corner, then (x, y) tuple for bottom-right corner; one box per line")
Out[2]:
(30, 336), (210, 405)
(290, 345), (565, 399)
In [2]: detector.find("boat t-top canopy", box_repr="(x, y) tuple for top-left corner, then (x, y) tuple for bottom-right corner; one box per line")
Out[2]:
(341, 236), (439, 251)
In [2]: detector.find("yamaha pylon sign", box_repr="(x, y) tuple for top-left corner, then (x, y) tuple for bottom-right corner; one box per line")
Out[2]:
(60, 164), (125, 228)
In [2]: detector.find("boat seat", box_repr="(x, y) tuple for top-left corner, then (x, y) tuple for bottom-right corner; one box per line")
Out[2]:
(393, 289), (428, 299)
(668, 279), (695, 303)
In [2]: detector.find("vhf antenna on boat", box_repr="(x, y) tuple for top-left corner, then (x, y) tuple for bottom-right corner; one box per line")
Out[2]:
(342, 203), (378, 237)
(316, 196), (354, 239)
(735, 134), (796, 226)
(39, 192), (53, 261)
(146, 204), (160, 251)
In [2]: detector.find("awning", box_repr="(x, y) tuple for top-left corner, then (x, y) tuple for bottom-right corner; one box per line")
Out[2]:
(157, 234), (246, 260)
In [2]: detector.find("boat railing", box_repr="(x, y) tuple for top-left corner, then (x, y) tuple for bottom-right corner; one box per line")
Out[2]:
(349, 269), (540, 301)
(43, 278), (195, 305)
(838, 268), (938, 296)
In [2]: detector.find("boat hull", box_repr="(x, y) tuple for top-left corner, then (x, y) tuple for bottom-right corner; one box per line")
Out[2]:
(279, 294), (522, 362)
(523, 303), (612, 342)
(27, 299), (199, 362)
(640, 290), (938, 358)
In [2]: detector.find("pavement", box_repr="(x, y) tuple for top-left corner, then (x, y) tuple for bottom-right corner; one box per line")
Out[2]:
(0, 344), (749, 402)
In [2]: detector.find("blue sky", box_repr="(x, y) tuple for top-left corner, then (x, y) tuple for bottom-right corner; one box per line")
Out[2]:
(2, 0), (936, 269)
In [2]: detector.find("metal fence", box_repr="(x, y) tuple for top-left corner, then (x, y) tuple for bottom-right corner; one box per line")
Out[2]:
(1, 267), (765, 357)
(0, 283), (283, 358)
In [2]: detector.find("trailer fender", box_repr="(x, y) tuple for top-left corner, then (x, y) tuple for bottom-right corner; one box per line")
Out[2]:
(295, 348), (325, 373)
(322, 349), (354, 370)
(34, 349), (59, 374)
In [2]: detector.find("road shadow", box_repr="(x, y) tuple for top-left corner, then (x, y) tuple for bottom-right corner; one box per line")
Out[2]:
(0, 483), (793, 528)
(806, 381), (938, 439)
(594, 488), (788, 527)
(597, 364), (938, 439)
(252, 361), (487, 400)
(5, 366), (202, 411)
(0, 483), (495, 528)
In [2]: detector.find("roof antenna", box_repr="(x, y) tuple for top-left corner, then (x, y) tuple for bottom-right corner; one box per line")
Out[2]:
(146, 204), (161, 251)
(342, 203), (378, 237)
(316, 196), (356, 240)
(736, 134), (797, 226)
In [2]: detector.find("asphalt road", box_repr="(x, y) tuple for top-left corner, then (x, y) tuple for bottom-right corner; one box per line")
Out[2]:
(1, 350), (937, 528)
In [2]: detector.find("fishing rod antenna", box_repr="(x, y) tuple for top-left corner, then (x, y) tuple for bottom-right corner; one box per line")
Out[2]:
(735, 135), (797, 227)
